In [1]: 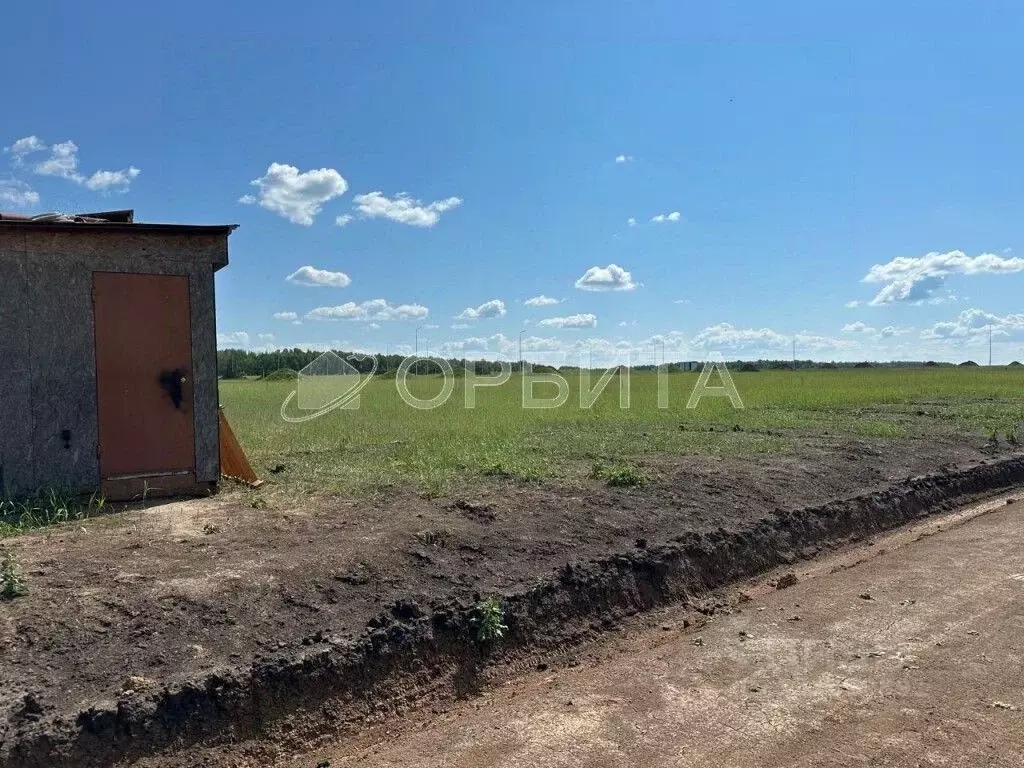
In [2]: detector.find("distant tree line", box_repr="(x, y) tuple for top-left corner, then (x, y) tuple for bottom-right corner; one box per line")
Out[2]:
(217, 348), (1009, 380)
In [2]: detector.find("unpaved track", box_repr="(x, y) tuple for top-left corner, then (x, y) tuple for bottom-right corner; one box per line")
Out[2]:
(298, 497), (1024, 767)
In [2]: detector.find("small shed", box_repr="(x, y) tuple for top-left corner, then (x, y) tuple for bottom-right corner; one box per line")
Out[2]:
(0, 210), (236, 500)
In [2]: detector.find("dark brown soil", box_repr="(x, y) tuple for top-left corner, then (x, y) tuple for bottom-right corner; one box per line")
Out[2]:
(0, 435), (1020, 767)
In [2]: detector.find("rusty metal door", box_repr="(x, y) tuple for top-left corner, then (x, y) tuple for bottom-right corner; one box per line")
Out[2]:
(92, 273), (196, 479)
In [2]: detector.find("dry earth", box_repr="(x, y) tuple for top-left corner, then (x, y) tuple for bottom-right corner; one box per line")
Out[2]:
(0, 435), (1020, 766)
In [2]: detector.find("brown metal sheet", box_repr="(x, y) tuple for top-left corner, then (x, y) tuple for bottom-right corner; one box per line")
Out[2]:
(93, 272), (196, 478)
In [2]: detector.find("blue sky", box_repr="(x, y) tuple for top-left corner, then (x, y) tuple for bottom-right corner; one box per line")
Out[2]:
(3, 1), (1024, 364)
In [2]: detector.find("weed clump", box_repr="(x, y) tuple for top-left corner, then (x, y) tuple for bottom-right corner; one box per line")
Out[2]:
(473, 596), (508, 643)
(591, 462), (648, 487)
(1, 551), (26, 599)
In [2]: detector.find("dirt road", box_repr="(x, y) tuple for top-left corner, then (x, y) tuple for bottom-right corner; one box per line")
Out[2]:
(296, 497), (1024, 768)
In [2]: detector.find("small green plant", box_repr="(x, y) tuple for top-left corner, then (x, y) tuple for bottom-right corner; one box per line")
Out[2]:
(413, 528), (450, 548)
(473, 596), (508, 643)
(1, 550), (27, 599)
(591, 461), (648, 487)
(1006, 427), (1019, 445)
(249, 494), (268, 510)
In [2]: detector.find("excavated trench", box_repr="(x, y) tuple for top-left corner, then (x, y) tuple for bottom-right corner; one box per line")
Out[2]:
(5, 455), (1024, 767)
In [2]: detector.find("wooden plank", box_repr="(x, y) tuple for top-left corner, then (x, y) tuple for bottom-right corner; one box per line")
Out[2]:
(219, 409), (262, 487)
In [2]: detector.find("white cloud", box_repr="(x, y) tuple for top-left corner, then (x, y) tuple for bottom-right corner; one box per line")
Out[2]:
(862, 250), (1024, 306)
(353, 191), (462, 227)
(691, 323), (845, 353)
(615, 154), (634, 164)
(524, 295), (561, 307)
(845, 300), (861, 308)
(457, 299), (507, 320)
(627, 217), (637, 227)
(538, 313), (597, 329)
(84, 167), (141, 192)
(335, 214), (353, 227)
(286, 265), (352, 288)
(451, 323), (471, 330)
(307, 299), (429, 322)
(842, 321), (874, 333)
(241, 163), (348, 226)
(921, 308), (1024, 341)
(34, 140), (83, 182)
(440, 337), (491, 354)
(650, 211), (681, 224)
(273, 311), (298, 321)
(258, 333), (275, 342)
(0, 179), (39, 208)
(5, 136), (46, 161)
(575, 264), (639, 292)
(217, 331), (250, 347)
(4, 136), (141, 194)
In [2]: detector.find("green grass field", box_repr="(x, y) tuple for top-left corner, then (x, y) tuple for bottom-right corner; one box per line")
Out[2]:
(219, 368), (1024, 498)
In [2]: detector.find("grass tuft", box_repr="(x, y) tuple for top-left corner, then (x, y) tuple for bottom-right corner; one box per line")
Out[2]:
(1, 550), (27, 599)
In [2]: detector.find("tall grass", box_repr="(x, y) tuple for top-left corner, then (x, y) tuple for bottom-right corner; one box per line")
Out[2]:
(220, 368), (1024, 497)
(0, 490), (105, 538)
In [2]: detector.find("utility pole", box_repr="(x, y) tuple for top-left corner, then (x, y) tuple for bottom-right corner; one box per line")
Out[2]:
(518, 329), (526, 370)
(415, 325), (423, 356)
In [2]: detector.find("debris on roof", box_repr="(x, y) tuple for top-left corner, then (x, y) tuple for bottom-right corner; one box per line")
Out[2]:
(0, 209), (237, 235)
(0, 209), (134, 224)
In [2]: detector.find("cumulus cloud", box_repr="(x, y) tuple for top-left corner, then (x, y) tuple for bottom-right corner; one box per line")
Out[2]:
(0, 179), (39, 208)
(84, 167), (141, 192)
(335, 214), (353, 227)
(4, 136), (46, 161)
(650, 211), (681, 224)
(273, 311), (298, 321)
(524, 295), (561, 307)
(3, 136), (141, 195)
(353, 191), (462, 227)
(34, 140), (83, 181)
(457, 299), (507, 320)
(575, 264), (639, 292)
(921, 308), (1024, 341)
(627, 217), (637, 227)
(615, 154), (634, 163)
(241, 163), (348, 225)
(307, 299), (429, 322)
(440, 337), (491, 354)
(690, 323), (844, 353)
(842, 321), (874, 333)
(285, 265), (352, 288)
(537, 313), (597, 329)
(217, 331), (250, 347)
(862, 250), (1024, 306)
(878, 325), (912, 338)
